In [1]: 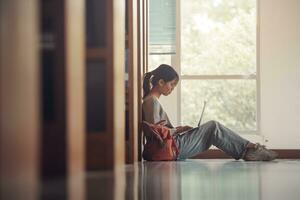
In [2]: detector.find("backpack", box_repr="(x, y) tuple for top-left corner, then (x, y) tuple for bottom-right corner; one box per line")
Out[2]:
(142, 121), (179, 161)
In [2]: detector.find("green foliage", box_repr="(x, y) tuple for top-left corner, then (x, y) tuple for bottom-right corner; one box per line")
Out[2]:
(181, 80), (257, 132)
(149, 0), (258, 132)
(181, 0), (256, 75)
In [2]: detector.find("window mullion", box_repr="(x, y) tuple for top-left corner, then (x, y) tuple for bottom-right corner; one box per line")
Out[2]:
(174, 0), (181, 125)
(181, 75), (257, 80)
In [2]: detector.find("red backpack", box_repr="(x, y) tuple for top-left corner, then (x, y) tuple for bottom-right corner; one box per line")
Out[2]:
(142, 121), (179, 161)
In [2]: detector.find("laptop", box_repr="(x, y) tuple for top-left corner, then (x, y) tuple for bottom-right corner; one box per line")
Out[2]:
(197, 100), (207, 127)
(178, 101), (207, 135)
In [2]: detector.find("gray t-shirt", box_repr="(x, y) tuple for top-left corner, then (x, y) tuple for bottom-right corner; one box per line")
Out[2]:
(142, 95), (176, 135)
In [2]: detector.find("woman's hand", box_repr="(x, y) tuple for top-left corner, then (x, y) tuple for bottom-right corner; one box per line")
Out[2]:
(175, 125), (193, 134)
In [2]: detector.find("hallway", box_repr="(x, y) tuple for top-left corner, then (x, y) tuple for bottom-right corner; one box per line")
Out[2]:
(42, 159), (300, 200)
(2, 1), (300, 199)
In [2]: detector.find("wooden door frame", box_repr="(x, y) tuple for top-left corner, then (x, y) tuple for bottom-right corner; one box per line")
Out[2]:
(85, 0), (125, 170)
(137, 0), (148, 161)
(126, 0), (140, 164)
(0, 0), (39, 198)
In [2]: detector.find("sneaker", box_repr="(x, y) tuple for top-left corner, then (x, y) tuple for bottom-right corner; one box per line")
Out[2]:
(243, 143), (278, 161)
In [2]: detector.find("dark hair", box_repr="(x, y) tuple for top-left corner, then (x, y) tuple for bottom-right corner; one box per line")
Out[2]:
(143, 64), (179, 98)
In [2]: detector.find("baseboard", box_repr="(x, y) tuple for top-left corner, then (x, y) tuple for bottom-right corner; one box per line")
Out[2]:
(191, 149), (300, 159)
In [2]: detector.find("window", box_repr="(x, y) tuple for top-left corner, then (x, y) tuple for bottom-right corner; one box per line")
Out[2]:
(149, 0), (258, 133)
(149, 0), (175, 71)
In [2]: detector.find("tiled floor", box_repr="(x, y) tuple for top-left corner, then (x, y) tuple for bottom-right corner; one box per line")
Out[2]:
(42, 159), (300, 200)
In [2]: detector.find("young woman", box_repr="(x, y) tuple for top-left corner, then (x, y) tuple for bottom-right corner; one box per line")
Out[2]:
(142, 64), (278, 161)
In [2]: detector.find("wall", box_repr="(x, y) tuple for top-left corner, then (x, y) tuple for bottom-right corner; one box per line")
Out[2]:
(260, 0), (300, 149)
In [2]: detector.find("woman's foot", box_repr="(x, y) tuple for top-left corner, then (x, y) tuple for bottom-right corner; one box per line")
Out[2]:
(243, 143), (278, 161)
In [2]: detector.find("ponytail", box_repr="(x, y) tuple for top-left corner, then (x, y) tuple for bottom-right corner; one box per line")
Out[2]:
(143, 72), (152, 98)
(143, 64), (179, 99)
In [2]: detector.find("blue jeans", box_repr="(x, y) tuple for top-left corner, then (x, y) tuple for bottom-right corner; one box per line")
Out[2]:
(173, 120), (249, 160)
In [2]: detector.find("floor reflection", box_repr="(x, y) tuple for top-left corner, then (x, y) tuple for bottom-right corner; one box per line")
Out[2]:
(178, 160), (260, 200)
(140, 160), (261, 200)
(42, 159), (300, 200)
(140, 162), (182, 200)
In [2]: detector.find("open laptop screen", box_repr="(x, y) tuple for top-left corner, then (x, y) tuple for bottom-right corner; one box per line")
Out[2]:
(197, 101), (207, 127)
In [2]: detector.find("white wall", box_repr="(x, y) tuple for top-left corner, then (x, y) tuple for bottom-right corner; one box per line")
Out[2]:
(260, 0), (300, 148)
